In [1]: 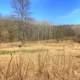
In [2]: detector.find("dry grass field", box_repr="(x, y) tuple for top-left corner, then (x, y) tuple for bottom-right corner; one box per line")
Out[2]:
(0, 41), (80, 80)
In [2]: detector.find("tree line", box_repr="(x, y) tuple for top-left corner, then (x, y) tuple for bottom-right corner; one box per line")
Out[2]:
(0, 0), (80, 43)
(0, 19), (78, 42)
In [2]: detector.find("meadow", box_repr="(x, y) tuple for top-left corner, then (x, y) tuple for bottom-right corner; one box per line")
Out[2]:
(0, 41), (80, 80)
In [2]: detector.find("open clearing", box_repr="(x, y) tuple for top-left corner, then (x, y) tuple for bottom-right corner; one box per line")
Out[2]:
(0, 41), (80, 80)
(0, 41), (80, 56)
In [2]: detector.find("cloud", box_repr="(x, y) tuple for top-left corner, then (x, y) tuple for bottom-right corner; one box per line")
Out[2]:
(59, 9), (80, 19)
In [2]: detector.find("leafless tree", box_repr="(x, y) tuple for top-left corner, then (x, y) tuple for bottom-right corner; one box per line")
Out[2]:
(11, 0), (30, 45)
(11, 0), (30, 21)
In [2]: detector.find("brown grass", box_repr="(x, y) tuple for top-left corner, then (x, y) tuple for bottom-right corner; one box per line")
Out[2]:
(0, 54), (80, 80)
(0, 41), (80, 80)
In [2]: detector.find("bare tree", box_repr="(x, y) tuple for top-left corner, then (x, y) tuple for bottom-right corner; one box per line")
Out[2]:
(11, 0), (30, 46)
(11, 0), (30, 21)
